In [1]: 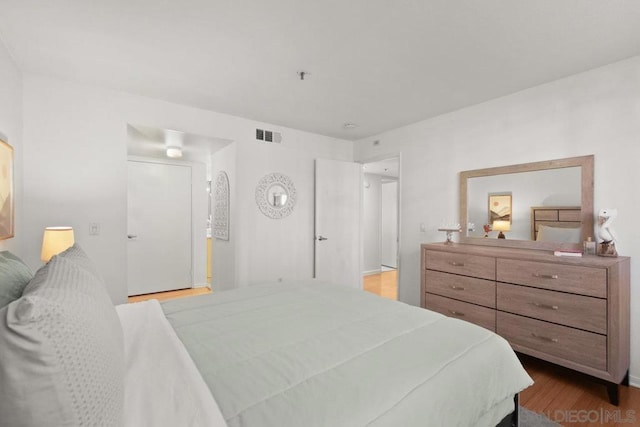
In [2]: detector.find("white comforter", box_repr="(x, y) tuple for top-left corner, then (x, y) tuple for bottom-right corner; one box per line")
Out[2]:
(116, 300), (228, 427)
(161, 281), (534, 427)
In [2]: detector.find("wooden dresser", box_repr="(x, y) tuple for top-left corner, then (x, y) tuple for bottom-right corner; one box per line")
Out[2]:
(421, 242), (630, 404)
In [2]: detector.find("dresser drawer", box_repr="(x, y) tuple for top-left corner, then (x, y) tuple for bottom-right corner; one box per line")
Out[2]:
(424, 270), (496, 308)
(497, 258), (606, 298)
(425, 250), (495, 280)
(497, 283), (606, 334)
(425, 293), (496, 331)
(497, 312), (606, 370)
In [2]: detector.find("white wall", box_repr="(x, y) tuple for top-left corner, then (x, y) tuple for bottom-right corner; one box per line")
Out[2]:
(0, 40), (23, 255)
(210, 142), (237, 290)
(381, 180), (398, 268)
(355, 55), (640, 384)
(22, 74), (353, 304)
(363, 173), (382, 274)
(233, 134), (353, 287)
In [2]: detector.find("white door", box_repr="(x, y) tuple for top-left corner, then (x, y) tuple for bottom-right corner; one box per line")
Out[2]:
(314, 158), (362, 288)
(127, 161), (192, 295)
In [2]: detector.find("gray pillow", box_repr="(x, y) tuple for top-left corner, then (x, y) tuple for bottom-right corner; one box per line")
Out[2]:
(0, 251), (34, 308)
(57, 243), (101, 279)
(0, 255), (124, 427)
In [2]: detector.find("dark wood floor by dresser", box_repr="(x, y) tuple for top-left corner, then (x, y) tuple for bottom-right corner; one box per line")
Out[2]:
(519, 355), (640, 427)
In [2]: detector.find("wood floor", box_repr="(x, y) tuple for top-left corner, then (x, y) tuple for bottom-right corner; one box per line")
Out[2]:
(519, 355), (640, 427)
(363, 270), (398, 300)
(129, 278), (640, 427)
(127, 286), (211, 303)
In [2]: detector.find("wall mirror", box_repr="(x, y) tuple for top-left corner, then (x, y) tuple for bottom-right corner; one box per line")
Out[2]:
(256, 172), (297, 219)
(460, 155), (594, 251)
(267, 184), (288, 207)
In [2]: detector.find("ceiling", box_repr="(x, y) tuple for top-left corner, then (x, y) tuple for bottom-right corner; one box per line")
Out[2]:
(1, 1), (640, 140)
(127, 125), (231, 164)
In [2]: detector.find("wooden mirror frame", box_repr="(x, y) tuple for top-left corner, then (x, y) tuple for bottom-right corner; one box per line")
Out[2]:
(459, 155), (594, 251)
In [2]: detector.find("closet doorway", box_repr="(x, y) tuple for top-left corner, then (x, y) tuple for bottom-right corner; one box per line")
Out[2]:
(362, 157), (400, 300)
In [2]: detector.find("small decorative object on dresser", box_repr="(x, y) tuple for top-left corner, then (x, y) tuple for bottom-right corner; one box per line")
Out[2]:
(421, 242), (630, 405)
(492, 220), (510, 239)
(597, 208), (618, 257)
(437, 223), (461, 243)
(583, 236), (596, 255)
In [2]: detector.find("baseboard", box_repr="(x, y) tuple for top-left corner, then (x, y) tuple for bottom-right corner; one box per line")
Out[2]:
(629, 374), (640, 388)
(192, 283), (211, 289)
(363, 269), (382, 276)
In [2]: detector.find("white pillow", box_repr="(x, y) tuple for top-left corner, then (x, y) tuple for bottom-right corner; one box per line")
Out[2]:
(536, 225), (581, 243)
(0, 254), (124, 426)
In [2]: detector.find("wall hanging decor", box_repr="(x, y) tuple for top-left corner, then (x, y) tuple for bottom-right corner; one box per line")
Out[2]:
(255, 172), (296, 219)
(0, 138), (14, 240)
(213, 171), (230, 240)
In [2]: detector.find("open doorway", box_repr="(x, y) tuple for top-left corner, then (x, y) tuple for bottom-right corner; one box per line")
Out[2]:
(126, 124), (231, 296)
(361, 157), (400, 300)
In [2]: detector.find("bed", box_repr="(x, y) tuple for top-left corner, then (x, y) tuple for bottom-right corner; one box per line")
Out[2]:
(530, 205), (582, 242)
(0, 245), (533, 427)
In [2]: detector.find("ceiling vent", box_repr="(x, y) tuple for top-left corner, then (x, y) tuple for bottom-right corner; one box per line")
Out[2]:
(256, 128), (282, 143)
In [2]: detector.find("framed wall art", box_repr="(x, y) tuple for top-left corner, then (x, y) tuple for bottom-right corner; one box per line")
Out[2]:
(0, 138), (14, 240)
(488, 192), (511, 223)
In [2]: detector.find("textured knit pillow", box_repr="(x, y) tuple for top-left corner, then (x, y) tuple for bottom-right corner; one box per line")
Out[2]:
(0, 255), (124, 427)
(0, 251), (34, 308)
(57, 243), (102, 280)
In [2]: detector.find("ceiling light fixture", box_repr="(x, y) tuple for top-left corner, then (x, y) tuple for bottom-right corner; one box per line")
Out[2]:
(165, 129), (184, 158)
(343, 123), (358, 129)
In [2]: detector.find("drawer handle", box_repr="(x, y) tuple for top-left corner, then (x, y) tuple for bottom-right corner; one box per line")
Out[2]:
(450, 285), (466, 291)
(449, 261), (465, 267)
(531, 332), (558, 343)
(532, 273), (559, 280)
(532, 302), (559, 310)
(448, 310), (465, 317)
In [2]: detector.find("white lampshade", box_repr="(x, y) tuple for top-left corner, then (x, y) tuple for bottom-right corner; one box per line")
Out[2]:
(492, 220), (511, 232)
(41, 227), (75, 262)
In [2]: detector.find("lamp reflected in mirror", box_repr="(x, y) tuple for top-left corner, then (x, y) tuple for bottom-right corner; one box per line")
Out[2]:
(492, 220), (511, 239)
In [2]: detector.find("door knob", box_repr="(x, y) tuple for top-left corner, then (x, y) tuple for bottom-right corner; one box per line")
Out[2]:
(127, 234), (138, 239)
(317, 235), (328, 241)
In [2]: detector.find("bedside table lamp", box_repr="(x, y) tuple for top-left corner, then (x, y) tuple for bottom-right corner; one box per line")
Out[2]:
(41, 227), (75, 262)
(492, 220), (510, 239)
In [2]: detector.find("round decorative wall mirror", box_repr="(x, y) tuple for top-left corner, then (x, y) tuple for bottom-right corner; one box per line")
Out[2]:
(255, 173), (296, 219)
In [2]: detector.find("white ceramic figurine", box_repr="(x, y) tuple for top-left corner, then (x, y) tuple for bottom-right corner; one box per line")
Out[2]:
(596, 208), (618, 257)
